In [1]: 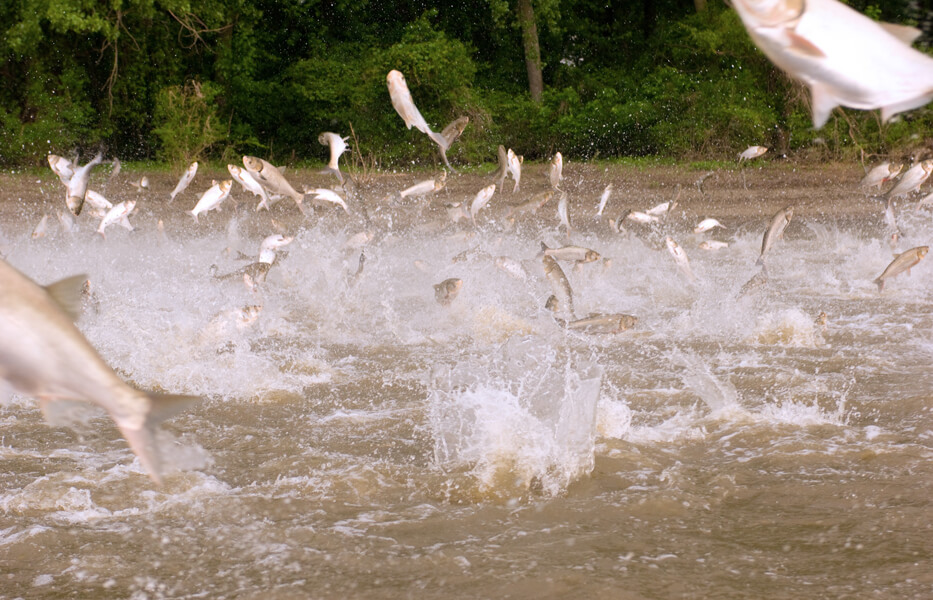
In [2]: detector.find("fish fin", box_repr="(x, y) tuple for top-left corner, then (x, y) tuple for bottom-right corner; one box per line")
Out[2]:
(277, 166), (286, 175)
(116, 392), (200, 485)
(786, 29), (826, 58)
(809, 83), (839, 129)
(190, 210), (199, 224)
(874, 278), (884, 292)
(756, 256), (766, 267)
(881, 89), (933, 123)
(879, 22), (922, 46)
(44, 275), (88, 321)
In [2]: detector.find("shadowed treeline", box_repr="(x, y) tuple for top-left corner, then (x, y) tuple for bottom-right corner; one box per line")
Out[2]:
(1, 0), (930, 167)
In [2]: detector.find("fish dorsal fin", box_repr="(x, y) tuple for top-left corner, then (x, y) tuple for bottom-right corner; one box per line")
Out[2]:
(786, 29), (826, 58)
(277, 166), (286, 175)
(809, 83), (839, 128)
(879, 22), (922, 46)
(45, 274), (88, 321)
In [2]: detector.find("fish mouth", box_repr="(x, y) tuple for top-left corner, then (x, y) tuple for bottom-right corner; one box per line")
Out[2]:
(733, 0), (805, 27)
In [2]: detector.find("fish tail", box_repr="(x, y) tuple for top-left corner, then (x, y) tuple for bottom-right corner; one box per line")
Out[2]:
(115, 392), (200, 485)
(189, 210), (199, 224)
(428, 131), (449, 152)
(874, 278), (884, 292)
(755, 256), (765, 267)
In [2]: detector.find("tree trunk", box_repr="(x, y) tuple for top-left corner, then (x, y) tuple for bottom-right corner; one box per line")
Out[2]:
(694, 0), (707, 12)
(517, 0), (543, 103)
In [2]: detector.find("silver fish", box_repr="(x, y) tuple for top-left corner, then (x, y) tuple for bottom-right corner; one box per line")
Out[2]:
(542, 243), (600, 264)
(169, 161), (198, 203)
(699, 240), (729, 251)
(505, 191), (552, 219)
(190, 180), (233, 224)
(228, 164), (270, 211)
(694, 218), (725, 233)
(757, 205), (794, 266)
(541, 243), (574, 319)
(507, 149), (522, 193)
(567, 313), (637, 334)
(318, 132), (349, 183)
(738, 146), (768, 161)
(596, 183), (613, 217)
(258, 234), (294, 264)
(732, 0), (933, 127)
(470, 184), (497, 224)
(495, 145), (509, 190)
(304, 187), (349, 214)
(860, 161), (903, 189)
(48, 154), (74, 186)
(557, 191), (571, 234)
(886, 159), (933, 199)
(97, 200), (136, 239)
(65, 152), (103, 216)
(549, 152), (563, 190)
(386, 70), (449, 153)
(0, 259), (198, 483)
(665, 236), (697, 283)
(874, 246), (928, 291)
(243, 156), (306, 215)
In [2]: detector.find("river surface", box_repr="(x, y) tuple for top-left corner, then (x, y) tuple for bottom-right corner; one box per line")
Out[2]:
(0, 162), (931, 599)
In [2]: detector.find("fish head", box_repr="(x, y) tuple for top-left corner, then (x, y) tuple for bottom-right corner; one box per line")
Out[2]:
(922, 159), (933, 174)
(243, 156), (263, 172)
(140, 176), (149, 188)
(189, 161), (198, 173)
(318, 132), (330, 146)
(125, 200), (137, 212)
(619, 315), (638, 330)
(919, 246), (930, 259)
(888, 162), (904, 177)
(220, 180), (234, 193)
(262, 234), (294, 250)
(665, 236), (677, 249)
(584, 250), (601, 263)
(544, 295), (559, 313)
(386, 70), (406, 91)
(784, 206), (795, 220)
(732, 0), (805, 27)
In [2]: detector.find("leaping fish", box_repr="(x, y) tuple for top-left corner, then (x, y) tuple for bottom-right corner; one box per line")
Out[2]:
(65, 152), (103, 216)
(97, 200), (136, 239)
(470, 183), (497, 224)
(596, 183), (613, 217)
(438, 116), (469, 172)
(190, 180), (233, 224)
(507, 149), (522, 193)
(228, 164), (271, 211)
(860, 161), (903, 189)
(48, 154), (74, 186)
(318, 132), (349, 183)
(304, 187), (350, 214)
(731, 0), (933, 128)
(886, 159), (933, 200)
(549, 152), (563, 190)
(386, 70), (450, 157)
(0, 258), (199, 484)
(758, 205), (794, 266)
(873, 246), (928, 291)
(739, 146), (768, 161)
(541, 243), (574, 320)
(243, 156), (306, 215)
(169, 161), (198, 203)
(665, 236), (697, 283)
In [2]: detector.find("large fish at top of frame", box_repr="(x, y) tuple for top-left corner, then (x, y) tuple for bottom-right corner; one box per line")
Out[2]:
(731, 0), (933, 128)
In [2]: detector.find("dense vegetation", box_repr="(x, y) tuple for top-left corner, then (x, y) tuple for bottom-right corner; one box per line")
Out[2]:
(1, 0), (930, 168)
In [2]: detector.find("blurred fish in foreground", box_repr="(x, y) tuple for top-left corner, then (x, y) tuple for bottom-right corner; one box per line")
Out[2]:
(0, 259), (199, 483)
(732, 0), (933, 128)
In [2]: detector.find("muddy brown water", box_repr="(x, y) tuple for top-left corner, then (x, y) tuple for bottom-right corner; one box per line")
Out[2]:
(0, 161), (931, 599)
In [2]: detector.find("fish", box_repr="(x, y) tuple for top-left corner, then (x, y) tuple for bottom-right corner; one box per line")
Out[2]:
(596, 184), (613, 217)
(494, 145), (509, 190)
(758, 205), (794, 266)
(386, 70), (449, 154)
(549, 152), (563, 190)
(227, 164), (271, 211)
(646, 200), (672, 216)
(258, 234), (294, 264)
(886, 159), (933, 199)
(304, 187), (349, 214)
(214, 261), (272, 287)
(130, 176), (149, 191)
(399, 174), (445, 200)
(557, 192), (571, 234)
(190, 180), (233, 224)
(699, 240), (729, 251)
(624, 210), (660, 224)
(243, 156), (306, 215)
(505, 191), (552, 219)
(732, 0), (933, 128)
(85, 189), (114, 217)
(169, 161), (198, 203)
(738, 266), (770, 298)
(97, 200), (136, 239)
(873, 246), (928, 291)
(540, 243), (574, 319)
(0, 259), (198, 483)
(470, 183), (497, 224)
(438, 116), (469, 172)
(915, 190), (933, 212)
(65, 152), (103, 216)
(31, 214), (50, 239)
(507, 149), (522, 193)
(318, 132), (349, 183)
(434, 278), (463, 306)
(694, 218), (725, 233)
(541, 243), (600, 264)
(567, 313), (638, 334)
(738, 146), (768, 161)
(665, 236), (697, 283)
(48, 154), (74, 186)
(860, 161), (903, 189)
(109, 157), (121, 180)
